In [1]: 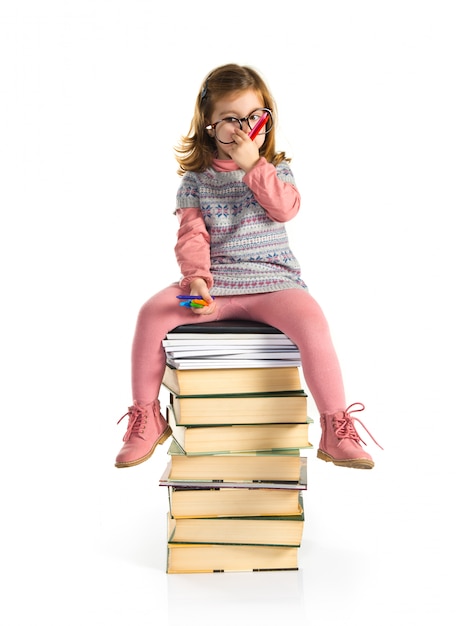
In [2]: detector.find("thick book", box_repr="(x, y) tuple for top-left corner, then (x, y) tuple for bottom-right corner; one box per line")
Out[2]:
(169, 390), (308, 426)
(159, 457), (307, 490)
(162, 364), (303, 395)
(165, 440), (304, 482)
(167, 503), (304, 547)
(166, 543), (299, 574)
(167, 485), (304, 519)
(166, 404), (312, 455)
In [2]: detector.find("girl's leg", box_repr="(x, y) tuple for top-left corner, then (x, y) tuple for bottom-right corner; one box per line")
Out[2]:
(230, 289), (345, 414)
(233, 290), (381, 468)
(132, 284), (223, 403)
(116, 284), (215, 467)
(116, 285), (251, 468)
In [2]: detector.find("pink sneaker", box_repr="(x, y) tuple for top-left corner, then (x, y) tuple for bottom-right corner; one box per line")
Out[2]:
(115, 400), (172, 468)
(317, 403), (383, 469)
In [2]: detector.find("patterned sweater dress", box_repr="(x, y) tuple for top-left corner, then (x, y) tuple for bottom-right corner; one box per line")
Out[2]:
(174, 156), (308, 296)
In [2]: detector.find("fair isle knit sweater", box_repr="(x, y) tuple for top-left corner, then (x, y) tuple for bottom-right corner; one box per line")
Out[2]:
(174, 156), (308, 296)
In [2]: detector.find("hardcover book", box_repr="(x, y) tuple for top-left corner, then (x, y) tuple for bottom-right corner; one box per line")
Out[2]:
(165, 440), (305, 482)
(166, 404), (312, 455)
(166, 543), (299, 574)
(169, 389), (308, 426)
(162, 364), (303, 395)
(167, 501), (304, 547)
(167, 486), (304, 519)
(159, 456), (307, 490)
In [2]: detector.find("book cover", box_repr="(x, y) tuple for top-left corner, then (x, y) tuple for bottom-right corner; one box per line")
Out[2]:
(162, 364), (303, 395)
(166, 404), (312, 454)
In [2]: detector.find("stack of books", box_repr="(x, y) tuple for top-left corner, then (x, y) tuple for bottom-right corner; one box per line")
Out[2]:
(159, 321), (312, 574)
(162, 320), (301, 370)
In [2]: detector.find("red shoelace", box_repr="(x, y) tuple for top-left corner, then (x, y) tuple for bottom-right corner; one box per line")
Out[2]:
(117, 403), (147, 442)
(334, 403), (383, 449)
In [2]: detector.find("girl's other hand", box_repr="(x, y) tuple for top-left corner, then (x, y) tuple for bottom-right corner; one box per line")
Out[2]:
(189, 278), (216, 315)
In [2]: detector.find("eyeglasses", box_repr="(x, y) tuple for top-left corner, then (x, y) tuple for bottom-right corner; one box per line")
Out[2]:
(205, 108), (273, 144)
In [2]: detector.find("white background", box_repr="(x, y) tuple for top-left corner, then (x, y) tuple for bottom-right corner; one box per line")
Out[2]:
(1, 1), (455, 624)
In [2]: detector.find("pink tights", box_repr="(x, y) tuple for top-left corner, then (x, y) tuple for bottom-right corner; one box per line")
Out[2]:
(131, 284), (346, 415)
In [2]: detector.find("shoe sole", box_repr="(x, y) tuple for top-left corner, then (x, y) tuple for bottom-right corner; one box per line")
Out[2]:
(115, 426), (173, 468)
(317, 448), (374, 469)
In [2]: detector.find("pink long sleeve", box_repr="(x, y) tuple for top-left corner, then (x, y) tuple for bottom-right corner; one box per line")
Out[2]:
(242, 157), (300, 222)
(174, 207), (214, 290)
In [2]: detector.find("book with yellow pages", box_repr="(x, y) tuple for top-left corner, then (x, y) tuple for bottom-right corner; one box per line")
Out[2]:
(167, 501), (304, 547)
(165, 440), (305, 483)
(166, 404), (312, 455)
(167, 485), (304, 519)
(166, 543), (299, 574)
(162, 363), (303, 396)
(168, 389), (307, 426)
(159, 456), (307, 490)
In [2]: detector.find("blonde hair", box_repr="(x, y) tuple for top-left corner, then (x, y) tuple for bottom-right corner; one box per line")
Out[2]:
(175, 64), (290, 175)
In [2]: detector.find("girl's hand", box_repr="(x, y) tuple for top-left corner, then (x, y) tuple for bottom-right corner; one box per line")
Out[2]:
(189, 278), (216, 315)
(229, 128), (262, 173)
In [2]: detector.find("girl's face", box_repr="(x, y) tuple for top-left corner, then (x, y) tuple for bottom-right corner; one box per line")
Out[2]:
(207, 89), (267, 160)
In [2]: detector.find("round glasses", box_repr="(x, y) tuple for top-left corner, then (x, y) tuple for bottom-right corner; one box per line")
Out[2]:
(205, 108), (273, 144)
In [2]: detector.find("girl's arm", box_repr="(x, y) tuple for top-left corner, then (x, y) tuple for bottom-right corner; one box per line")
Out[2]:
(242, 157), (300, 223)
(174, 207), (214, 291)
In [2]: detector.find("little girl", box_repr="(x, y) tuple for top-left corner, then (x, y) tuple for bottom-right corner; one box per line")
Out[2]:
(115, 63), (382, 470)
